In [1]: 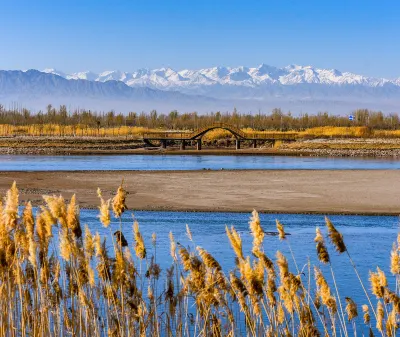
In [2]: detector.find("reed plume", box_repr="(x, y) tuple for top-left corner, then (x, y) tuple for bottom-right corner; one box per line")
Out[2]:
(345, 297), (358, 321)
(112, 183), (127, 218)
(67, 194), (82, 238)
(0, 182), (396, 336)
(376, 301), (384, 333)
(43, 194), (66, 227)
(276, 220), (286, 240)
(325, 217), (346, 253)
(390, 243), (400, 275)
(370, 268), (386, 299)
(226, 225), (244, 260)
(197, 247), (221, 271)
(314, 227), (330, 264)
(84, 225), (95, 258)
(22, 201), (34, 235)
(362, 304), (371, 325)
(133, 220), (146, 259)
(314, 267), (337, 314)
(97, 188), (111, 227)
(249, 210), (264, 252)
(178, 244), (191, 271)
(3, 181), (18, 230)
(386, 308), (397, 337)
(185, 224), (193, 241)
(168, 231), (177, 263)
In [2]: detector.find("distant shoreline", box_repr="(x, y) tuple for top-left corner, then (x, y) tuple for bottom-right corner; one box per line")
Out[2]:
(1, 135), (400, 157)
(1, 144), (400, 159)
(1, 169), (400, 215)
(0, 148), (314, 157)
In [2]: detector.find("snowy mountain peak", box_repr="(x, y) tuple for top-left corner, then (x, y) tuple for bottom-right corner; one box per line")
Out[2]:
(41, 63), (396, 89)
(42, 68), (67, 77)
(2, 65), (400, 113)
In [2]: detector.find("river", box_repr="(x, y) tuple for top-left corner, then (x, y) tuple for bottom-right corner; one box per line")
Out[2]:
(2, 154), (400, 170)
(83, 209), (398, 313)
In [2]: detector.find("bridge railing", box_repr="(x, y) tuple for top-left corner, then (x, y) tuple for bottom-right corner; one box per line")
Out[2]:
(189, 123), (246, 139)
(141, 131), (192, 139)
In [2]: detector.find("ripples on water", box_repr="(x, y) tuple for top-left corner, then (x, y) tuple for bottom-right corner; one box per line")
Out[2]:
(81, 210), (398, 312)
(2, 154), (400, 170)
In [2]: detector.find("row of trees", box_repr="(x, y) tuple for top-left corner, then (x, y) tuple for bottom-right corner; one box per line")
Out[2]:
(0, 104), (398, 131)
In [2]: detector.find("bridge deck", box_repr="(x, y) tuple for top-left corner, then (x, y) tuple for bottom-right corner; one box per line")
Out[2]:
(141, 132), (298, 141)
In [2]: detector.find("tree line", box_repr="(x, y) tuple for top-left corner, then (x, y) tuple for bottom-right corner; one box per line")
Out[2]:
(0, 104), (398, 131)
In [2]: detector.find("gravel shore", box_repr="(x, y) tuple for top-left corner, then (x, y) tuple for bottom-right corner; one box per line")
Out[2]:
(2, 136), (400, 157)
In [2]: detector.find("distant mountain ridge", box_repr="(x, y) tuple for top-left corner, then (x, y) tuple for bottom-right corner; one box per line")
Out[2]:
(42, 64), (400, 90)
(0, 69), (175, 98)
(0, 65), (399, 113)
(0, 69), (214, 112)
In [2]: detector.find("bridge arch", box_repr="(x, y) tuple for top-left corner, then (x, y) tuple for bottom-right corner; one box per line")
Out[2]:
(189, 123), (245, 140)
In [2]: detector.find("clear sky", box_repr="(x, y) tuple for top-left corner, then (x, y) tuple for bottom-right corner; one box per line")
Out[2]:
(1, 0), (399, 78)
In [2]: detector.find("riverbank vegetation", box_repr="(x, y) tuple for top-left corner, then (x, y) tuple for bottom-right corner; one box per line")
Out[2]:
(1, 124), (400, 141)
(0, 182), (398, 336)
(3, 104), (400, 156)
(1, 104), (400, 136)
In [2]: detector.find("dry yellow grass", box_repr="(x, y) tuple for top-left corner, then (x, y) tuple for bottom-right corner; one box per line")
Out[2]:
(299, 126), (400, 139)
(4, 123), (400, 141)
(0, 182), (397, 336)
(201, 128), (233, 140)
(298, 126), (373, 138)
(373, 129), (400, 138)
(283, 142), (400, 151)
(0, 124), (156, 138)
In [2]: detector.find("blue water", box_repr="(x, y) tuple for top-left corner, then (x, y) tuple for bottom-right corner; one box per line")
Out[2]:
(83, 210), (399, 311)
(2, 154), (400, 170)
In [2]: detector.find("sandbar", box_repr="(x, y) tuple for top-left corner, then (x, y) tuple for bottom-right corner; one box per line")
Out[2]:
(0, 170), (399, 215)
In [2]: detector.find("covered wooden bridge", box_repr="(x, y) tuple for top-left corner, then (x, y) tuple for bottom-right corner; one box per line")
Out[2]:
(141, 123), (298, 150)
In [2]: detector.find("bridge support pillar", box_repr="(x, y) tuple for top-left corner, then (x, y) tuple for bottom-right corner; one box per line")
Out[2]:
(196, 139), (202, 151)
(236, 139), (241, 150)
(252, 139), (257, 148)
(180, 140), (186, 150)
(161, 139), (167, 149)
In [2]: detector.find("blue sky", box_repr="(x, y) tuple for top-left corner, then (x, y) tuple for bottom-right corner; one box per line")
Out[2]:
(1, 0), (399, 78)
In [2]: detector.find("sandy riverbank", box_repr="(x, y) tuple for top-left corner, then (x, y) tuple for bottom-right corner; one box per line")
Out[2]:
(0, 170), (399, 215)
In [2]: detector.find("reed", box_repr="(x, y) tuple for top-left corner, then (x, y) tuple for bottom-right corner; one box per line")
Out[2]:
(299, 126), (373, 138)
(5, 123), (400, 143)
(0, 183), (397, 336)
(0, 124), (162, 138)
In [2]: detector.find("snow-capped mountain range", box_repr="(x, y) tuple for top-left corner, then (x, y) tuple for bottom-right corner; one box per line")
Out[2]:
(1, 64), (400, 113)
(43, 64), (400, 90)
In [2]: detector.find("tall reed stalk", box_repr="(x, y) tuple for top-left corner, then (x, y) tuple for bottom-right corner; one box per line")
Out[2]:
(0, 182), (397, 336)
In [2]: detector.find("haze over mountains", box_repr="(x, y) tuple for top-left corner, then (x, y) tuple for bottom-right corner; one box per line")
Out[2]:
(1, 64), (400, 114)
